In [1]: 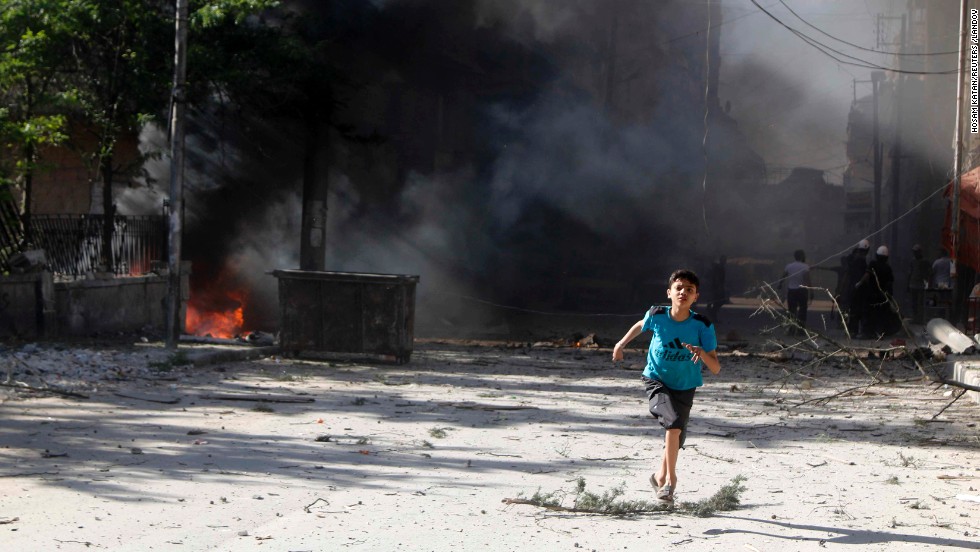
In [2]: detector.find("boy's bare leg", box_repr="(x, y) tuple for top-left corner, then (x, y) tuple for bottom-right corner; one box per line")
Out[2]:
(653, 462), (666, 488)
(658, 429), (681, 489)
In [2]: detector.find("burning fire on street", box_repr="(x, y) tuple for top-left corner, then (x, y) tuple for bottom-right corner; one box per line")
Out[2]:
(185, 289), (246, 338)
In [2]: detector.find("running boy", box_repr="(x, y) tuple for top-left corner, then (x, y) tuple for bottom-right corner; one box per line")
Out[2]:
(612, 269), (721, 502)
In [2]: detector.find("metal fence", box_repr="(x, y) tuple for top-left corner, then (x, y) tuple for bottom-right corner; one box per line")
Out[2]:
(0, 198), (22, 272)
(0, 200), (167, 277)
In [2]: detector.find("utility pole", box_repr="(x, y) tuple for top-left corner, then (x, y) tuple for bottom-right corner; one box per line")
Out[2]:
(952, 0), (969, 317)
(886, 15), (907, 254)
(871, 70), (885, 236)
(299, 113), (327, 271)
(166, 0), (189, 349)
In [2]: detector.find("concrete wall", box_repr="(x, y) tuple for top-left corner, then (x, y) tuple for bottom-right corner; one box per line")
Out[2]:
(0, 272), (56, 338)
(0, 263), (189, 339)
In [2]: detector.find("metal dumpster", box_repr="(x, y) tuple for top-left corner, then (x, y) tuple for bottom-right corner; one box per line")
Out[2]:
(272, 269), (419, 363)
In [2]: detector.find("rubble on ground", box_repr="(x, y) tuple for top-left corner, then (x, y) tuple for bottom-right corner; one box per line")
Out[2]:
(1, 342), (183, 394)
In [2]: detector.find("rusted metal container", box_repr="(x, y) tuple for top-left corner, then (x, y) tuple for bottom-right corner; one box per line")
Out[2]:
(272, 270), (419, 363)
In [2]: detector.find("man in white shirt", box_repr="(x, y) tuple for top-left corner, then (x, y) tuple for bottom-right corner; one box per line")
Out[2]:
(780, 249), (812, 335)
(931, 250), (952, 289)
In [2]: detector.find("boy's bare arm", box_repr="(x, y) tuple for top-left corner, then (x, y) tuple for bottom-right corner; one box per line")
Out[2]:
(701, 349), (721, 374)
(612, 320), (644, 361)
(683, 343), (721, 374)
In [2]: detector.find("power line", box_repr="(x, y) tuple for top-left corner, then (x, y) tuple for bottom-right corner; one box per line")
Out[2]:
(748, 0), (957, 75)
(663, 1), (773, 45)
(778, 0), (956, 57)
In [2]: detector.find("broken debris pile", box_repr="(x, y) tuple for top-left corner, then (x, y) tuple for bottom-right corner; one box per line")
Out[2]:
(1, 343), (179, 395)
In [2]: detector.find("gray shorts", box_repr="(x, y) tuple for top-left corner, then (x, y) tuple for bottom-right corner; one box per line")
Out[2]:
(642, 376), (696, 447)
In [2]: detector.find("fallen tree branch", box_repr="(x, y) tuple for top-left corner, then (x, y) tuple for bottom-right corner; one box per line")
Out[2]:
(304, 497), (330, 513)
(477, 452), (522, 458)
(503, 475), (747, 517)
(932, 388), (968, 420)
(792, 377), (924, 408)
(689, 445), (737, 463)
(933, 376), (980, 393)
(501, 497), (626, 514)
(113, 392), (180, 404)
(199, 394), (314, 403)
(760, 284), (880, 382)
(438, 402), (537, 411)
(755, 284), (980, 415)
(0, 381), (89, 399)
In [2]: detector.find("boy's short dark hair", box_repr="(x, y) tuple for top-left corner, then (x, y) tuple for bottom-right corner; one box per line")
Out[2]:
(794, 249), (806, 262)
(668, 269), (700, 290)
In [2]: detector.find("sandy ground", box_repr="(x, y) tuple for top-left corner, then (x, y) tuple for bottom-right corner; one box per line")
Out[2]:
(1, 325), (979, 552)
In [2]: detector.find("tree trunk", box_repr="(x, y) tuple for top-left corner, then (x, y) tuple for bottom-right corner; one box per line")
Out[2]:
(299, 116), (328, 271)
(21, 142), (35, 247)
(100, 154), (115, 272)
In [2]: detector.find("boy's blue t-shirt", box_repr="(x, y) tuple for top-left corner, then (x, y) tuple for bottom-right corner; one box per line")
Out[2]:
(641, 305), (718, 391)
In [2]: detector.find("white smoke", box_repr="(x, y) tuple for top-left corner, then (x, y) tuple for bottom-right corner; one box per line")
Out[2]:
(486, 92), (688, 235)
(719, 0), (922, 178)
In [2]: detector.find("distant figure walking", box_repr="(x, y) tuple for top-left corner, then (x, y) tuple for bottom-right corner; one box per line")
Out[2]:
(844, 240), (871, 335)
(857, 245), (897, 338)
(780, 250), (811, 335)
(932, 250), (953, 289)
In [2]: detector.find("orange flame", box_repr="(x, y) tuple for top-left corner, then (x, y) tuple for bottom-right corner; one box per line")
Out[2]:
(186, 290), (245, 338)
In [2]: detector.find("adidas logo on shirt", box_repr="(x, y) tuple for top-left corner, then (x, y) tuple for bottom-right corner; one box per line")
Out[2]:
(657, 338), (692, 362)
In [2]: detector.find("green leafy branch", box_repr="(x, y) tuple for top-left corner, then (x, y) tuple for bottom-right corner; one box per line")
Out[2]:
(503, 475), (747, 517)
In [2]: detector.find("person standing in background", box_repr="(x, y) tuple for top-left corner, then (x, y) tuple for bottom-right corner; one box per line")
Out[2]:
(844, 240), (871, 336)
(857, 245), (896, 338)
(780, 250), (811, 335)
(932, 249), (953, 289)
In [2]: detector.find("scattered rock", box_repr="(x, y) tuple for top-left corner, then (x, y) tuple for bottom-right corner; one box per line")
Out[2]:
(3, 343), (177, 394)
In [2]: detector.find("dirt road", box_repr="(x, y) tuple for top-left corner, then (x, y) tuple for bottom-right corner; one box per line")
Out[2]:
(1, 337), (978, 551)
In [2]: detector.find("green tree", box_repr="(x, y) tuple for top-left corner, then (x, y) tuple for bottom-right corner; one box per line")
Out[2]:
(56, 1), (171, 269)
(0, 0), (72, 243)
(4, 0), (277, 269)
(76, 0), (282, 270)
